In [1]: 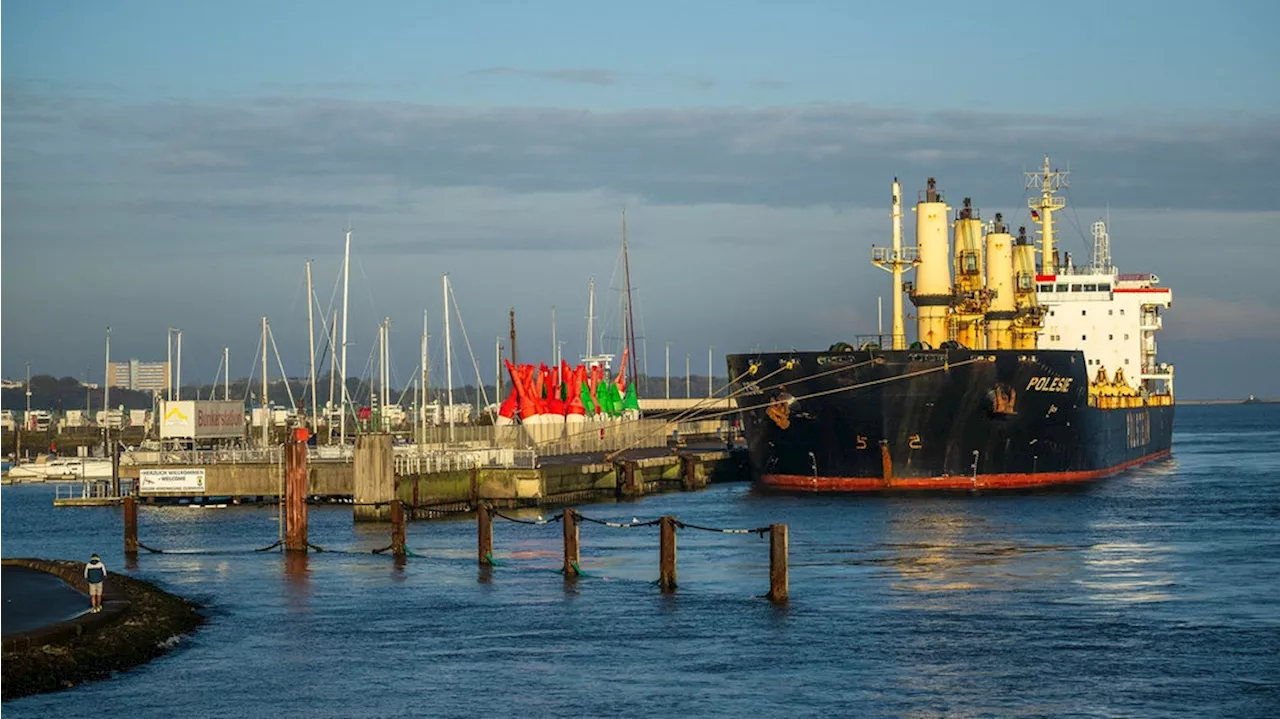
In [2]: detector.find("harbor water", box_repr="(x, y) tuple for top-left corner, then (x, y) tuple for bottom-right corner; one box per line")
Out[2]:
(2, 404), (1277, 718)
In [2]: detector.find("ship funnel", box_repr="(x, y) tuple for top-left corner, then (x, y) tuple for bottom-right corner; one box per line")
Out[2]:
(910, 178), (952, 349)
(952, 196), (987, 348)
(984, 218), (1016, 349)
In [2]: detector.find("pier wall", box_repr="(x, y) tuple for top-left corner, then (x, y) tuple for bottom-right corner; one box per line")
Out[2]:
(116, 450), (747, 509)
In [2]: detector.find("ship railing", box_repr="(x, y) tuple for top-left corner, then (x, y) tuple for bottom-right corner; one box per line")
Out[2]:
(851, 334), (909, 350)
(870, 246), (920, 264)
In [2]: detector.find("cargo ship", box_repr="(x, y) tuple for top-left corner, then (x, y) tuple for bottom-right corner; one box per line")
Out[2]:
(727, 157), (1174, 491)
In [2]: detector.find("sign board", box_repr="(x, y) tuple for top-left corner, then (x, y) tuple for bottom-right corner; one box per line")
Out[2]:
(139, 468), (206, 494)
(160, 400), (244, 440)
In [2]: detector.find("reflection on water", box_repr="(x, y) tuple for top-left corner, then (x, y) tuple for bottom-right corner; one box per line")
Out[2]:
(283, 551), (310, 610)
(1076, 541), (1175, 603)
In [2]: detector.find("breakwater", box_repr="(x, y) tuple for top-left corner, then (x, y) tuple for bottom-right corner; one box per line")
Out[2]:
(1, 558), (202, 700)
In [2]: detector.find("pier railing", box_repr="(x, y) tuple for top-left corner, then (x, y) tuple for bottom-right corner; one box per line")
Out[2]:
(122, 418), (724, 468)
(393, 448), (537, 475)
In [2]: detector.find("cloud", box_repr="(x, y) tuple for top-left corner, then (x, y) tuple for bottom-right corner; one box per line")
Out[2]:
(6, 89), (1275, 220)
(470, 66), (619, 86)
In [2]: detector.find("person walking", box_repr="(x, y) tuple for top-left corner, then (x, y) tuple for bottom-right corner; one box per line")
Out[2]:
(84, 553), (107, 613)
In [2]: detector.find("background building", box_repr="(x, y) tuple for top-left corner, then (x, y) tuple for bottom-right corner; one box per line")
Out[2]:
(107, 360), (169, 393)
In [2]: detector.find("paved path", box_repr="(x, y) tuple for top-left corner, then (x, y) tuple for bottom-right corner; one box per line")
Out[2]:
(1, 565), (90, 636)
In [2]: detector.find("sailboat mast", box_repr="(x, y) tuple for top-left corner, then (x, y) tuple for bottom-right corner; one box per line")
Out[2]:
(224, 347), (230, 401)
(621, 209), (639, 390)
(551, 305), (557, 366)
(339, 229), (351, 445)
(586, 278), (595, 359)
(261, 316), (269, 447)
(327, 310), (337, 436)
(420, 310), (427, 446)
(306, 261), (318, 431)
(443, 274), (454, 441)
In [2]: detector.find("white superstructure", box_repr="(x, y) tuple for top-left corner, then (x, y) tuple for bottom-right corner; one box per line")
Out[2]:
(1035, 263), (1174, 395)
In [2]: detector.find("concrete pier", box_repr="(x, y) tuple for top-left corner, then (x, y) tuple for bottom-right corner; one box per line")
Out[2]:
(114, 447), (748, 514)
(353, 434), (393, 522)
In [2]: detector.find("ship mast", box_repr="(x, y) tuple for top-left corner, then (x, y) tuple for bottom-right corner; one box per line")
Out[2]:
(870, 178), (917, 350)
(1026, 155), (1068, 275)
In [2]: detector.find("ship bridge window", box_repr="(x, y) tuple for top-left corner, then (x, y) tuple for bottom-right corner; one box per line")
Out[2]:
(1084, 284), (1098, 291)
(1081, 309), (1087, 316)
(1056, 284), (1068, 292)
(1099, 283), (1111, 291)
(1071, 284), (1083, 292)
(1039, 284), (1053, 292)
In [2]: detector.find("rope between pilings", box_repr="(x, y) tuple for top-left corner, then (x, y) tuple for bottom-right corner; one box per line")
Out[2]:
(490, 509), (564, 526)
(575, 514), (663, 529)
(133, 540), (286, 555)
(675, 521), (771, 536)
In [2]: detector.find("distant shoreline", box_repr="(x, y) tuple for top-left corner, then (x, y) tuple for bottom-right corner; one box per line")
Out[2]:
(1178, 399), (1277, 406)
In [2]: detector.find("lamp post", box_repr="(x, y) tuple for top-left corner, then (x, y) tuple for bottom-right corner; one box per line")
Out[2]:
(685, 353), (691, 399)
(707, 345), (714, 397)
(664, 342), (671, 400)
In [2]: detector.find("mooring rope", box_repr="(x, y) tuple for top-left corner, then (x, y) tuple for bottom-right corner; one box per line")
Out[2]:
(675, 520), (770, 535)
(490, 509), (564, 525)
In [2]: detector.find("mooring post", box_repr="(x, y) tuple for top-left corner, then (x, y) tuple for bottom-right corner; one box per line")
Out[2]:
(391, 499), (406, 558)
(681, 454), (702, 491)
(285, 429), (310, 552)
(123, 494), (138, 556)
(659, 515), (677, 593)
(111, 441), (121, 498)
(478, 503), (494, 566)
(768, 523), (789, 603)
(562, 508), (580, 578)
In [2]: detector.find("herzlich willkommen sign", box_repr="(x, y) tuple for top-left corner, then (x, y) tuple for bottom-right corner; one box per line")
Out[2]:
(139, 468), (206, 494)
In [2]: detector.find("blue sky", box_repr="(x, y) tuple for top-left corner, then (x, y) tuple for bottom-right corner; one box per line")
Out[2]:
(4, 0), (1279, 398)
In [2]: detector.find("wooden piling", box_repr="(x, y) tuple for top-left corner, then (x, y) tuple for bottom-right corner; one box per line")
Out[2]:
(478, 503), (494, 566)
(768, 523), (789, 603)
(111, 441), (122, 498)
(123, 494), (138, 556)
(391, 499), (406, 558)
(659, 516), (677, 592)
(562, 509), (580, 578)
(284, 434), (309, 552)
(681, 455), (704, 491)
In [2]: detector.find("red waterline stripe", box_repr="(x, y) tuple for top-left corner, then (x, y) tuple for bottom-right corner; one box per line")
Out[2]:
(762, 448), (1171, 492)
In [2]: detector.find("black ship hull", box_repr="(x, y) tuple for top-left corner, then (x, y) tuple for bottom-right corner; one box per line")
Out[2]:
(726, 348), (1173, 491)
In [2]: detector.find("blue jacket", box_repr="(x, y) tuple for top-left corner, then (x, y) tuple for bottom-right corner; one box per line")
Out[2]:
(85, 560), (107, 584)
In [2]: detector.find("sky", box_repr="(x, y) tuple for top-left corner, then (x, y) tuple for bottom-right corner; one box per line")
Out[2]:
(3, 0), (1279, 400)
